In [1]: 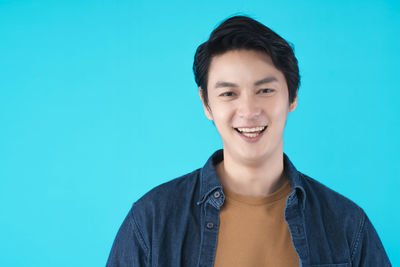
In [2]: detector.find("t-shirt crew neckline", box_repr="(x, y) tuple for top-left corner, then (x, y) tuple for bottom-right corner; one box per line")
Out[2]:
(222, 178), (291, 206)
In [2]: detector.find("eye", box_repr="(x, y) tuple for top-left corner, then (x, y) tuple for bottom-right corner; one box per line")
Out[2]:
(219, 91), (235, 97)
(258, 88), (274, 94)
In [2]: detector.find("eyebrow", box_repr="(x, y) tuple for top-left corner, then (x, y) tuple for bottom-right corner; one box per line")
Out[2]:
(214, 76), (278, 89)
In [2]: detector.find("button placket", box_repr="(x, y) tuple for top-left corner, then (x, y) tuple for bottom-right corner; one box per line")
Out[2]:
(285, 201), (310, 265)
(198, 198), (221, 267)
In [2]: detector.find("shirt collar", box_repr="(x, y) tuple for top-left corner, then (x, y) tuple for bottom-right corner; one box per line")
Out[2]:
(197, 149), (306, 209)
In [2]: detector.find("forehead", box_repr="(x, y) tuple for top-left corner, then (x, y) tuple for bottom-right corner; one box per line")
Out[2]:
(207, 49), (285, 87)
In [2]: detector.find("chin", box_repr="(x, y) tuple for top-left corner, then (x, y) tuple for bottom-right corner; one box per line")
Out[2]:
(237, 148), (270, 161)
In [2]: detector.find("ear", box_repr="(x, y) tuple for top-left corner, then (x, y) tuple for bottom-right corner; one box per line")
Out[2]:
(289, 93), (298, 112)
(199, 87), (213, 121)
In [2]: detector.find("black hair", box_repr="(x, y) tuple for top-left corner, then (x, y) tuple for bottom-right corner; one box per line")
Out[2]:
(193, 15), (300, 108)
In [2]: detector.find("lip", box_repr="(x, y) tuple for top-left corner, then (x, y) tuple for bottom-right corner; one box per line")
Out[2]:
(233, 126), (267, 143)
(234, 125), (267, 128)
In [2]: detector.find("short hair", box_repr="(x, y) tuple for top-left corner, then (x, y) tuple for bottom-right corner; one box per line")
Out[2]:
(193, 15), (300, 108)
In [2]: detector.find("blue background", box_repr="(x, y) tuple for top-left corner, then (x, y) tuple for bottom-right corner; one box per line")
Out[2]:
(1, 0), (399, 266)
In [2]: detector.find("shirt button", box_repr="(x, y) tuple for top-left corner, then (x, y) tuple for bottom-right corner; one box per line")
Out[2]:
(213, 191), (221, 198)
(206, 222), (214, 229)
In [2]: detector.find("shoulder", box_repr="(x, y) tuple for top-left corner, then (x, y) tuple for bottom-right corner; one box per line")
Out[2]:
(299, 172), (368, 246)
(300, 171), (363, 214)
(298, 173), (391, 265)
(299, 171), (367, 237)
(137, 168), (200, 204)
(130, 168), (202, 219)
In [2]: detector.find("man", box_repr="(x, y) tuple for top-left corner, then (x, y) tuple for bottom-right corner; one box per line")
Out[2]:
(107, 15), (391, 266)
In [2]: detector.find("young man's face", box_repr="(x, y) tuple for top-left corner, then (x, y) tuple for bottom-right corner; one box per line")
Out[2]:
(200, 49), (297, 164)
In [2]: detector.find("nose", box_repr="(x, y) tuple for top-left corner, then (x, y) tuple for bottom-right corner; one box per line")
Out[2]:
(236, 93), (261, 119)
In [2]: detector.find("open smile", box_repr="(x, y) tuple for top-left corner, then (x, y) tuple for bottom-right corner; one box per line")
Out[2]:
(234, 126), (267, 139)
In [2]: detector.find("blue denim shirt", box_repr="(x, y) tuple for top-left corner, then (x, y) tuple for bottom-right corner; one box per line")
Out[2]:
(107, 149), (391, 267)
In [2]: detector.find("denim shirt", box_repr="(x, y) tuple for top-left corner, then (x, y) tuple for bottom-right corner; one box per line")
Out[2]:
(106, 149), (391, 267)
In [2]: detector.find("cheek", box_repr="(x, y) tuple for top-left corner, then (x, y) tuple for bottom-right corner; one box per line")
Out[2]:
(271, 105), (288, 117)
(213, 110), (230, 125)
(267, 100), (290, 123)
(211, 107), (235, 130)
(209, 101), (229, 118)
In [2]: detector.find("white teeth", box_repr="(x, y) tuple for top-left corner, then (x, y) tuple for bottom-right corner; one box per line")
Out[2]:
(237, 126), (266, 133)
(242, 132), (260, 138)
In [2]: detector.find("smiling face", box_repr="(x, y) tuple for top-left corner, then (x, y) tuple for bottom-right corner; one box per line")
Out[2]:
(200, 49), (297, 165)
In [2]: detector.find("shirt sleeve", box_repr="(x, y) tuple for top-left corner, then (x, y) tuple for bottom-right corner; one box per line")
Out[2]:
(106, 205), (149, 267)
(351, 210), (391, 267)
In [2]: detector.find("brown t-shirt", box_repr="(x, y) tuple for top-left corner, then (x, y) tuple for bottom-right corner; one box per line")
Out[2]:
(213, 178), (299, 267)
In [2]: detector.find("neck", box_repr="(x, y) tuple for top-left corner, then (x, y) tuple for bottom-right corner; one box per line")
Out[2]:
(216, 147), (286, 197)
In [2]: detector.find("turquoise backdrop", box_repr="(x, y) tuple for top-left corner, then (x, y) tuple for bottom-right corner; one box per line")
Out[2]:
(1, 0), (399, 266)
